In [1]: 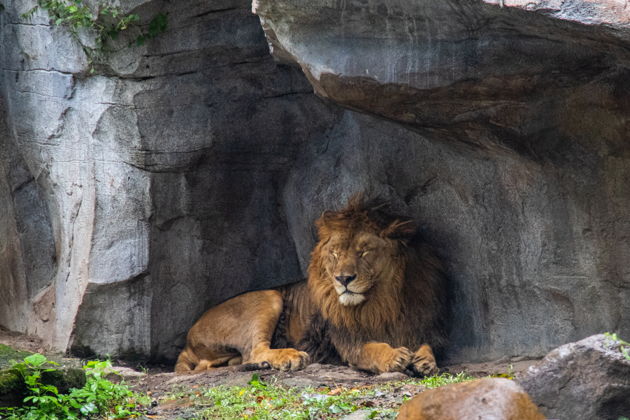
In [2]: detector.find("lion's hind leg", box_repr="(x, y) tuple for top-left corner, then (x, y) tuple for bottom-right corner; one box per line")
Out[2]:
(193, 353), (240, 372)
(177, 289), (309, 374)
(175, 346), (198, 373)
(227, 356), (242, 366)
(175, 345), (240, 373)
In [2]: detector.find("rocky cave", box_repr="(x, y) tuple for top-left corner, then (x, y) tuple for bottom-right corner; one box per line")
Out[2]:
(0, 0), (629, 418)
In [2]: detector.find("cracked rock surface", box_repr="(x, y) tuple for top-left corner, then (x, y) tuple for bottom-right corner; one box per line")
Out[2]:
(519, 334), (630, 420)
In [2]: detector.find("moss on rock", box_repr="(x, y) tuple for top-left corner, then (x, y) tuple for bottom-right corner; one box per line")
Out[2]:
(0, 344), (31, 369)
(41, 367), (86, 394)
(0, 369), (24, 407)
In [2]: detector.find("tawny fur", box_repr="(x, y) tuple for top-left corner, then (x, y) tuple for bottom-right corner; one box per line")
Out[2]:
(175, 197), (447, 375)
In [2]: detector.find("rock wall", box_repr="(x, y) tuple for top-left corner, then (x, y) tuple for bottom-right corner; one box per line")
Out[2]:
(0, 0), (629, 363)
(0, 100), (57, 338)
(282, 109), (630, 362)
(0, 0), (337, 360)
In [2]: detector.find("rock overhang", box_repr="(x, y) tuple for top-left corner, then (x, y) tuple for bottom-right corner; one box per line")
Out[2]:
(253, 0), (630, 139)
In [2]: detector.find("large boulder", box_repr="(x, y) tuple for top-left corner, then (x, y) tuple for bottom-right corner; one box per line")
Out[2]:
(519, 334), (630, 420)
(398, 378), (544, 420)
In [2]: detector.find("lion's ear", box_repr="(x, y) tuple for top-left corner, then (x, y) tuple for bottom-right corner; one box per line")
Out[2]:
(381, 219), (416, 240)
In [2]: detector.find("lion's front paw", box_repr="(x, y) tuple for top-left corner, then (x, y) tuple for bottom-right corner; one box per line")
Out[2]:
(409, 344), (438, 377)
(376, 346), (414, 374)
(262, 348), (310, 372)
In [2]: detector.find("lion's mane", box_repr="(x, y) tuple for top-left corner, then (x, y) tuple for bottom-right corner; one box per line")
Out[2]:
(302, 197), (448, 359)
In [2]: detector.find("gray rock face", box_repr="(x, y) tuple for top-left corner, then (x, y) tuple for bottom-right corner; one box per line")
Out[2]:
(281, 110), (630, 363)
(0, 0), (629, 365)
(0, 101), (56, 337)
(0, 0), (337, 360)
(519, 334), (630, 420)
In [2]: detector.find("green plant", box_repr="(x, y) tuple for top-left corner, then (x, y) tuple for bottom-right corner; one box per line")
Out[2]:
(0, 353), (147, 419)
(2, 353), (72, 420)
(21, 0), (168, 73)
(604, 332), (630, 361)
(491, 363), (515, 380)
(416, 371), (473, 389)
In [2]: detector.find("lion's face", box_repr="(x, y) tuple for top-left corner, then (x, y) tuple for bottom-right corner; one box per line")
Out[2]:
(320, 231), (394, 306)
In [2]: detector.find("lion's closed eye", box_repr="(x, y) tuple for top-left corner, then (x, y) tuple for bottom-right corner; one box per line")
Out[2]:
(358, 249), (373, 258)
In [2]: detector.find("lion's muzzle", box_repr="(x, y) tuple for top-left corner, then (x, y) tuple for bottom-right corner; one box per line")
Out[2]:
(335, 274), (357, 286)
(338, 291), (366, 306)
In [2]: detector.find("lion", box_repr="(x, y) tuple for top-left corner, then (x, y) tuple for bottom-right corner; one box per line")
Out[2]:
(175, 196), (448, 376)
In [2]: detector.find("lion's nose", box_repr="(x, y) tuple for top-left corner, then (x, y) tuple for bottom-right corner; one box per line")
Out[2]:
(335, 274), (357, 286)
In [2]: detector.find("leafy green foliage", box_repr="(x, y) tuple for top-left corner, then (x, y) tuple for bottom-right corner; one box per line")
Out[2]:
(20, 0), (168, 73)
(0, 354), (147, 419)
(162, 372), (473, 420)
(605, 332), (630, 361)
(248, 373), (267, 389)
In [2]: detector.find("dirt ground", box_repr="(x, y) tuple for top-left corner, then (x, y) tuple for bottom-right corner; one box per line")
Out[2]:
(129, 359), (537, 419)
(0, 326), (539, 419)
(0, 326), (47, 354)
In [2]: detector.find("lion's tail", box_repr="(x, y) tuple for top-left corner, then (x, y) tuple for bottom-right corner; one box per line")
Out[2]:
(174, 347), (196, 373)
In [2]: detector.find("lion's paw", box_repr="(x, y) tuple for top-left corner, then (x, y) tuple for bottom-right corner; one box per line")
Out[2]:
(409, 345), (438, 377)
(263, 348), (310, 372)
(377, 346), (414, 373)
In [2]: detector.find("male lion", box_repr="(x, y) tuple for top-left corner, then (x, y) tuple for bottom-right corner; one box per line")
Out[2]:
(175, 197), (447, 376)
